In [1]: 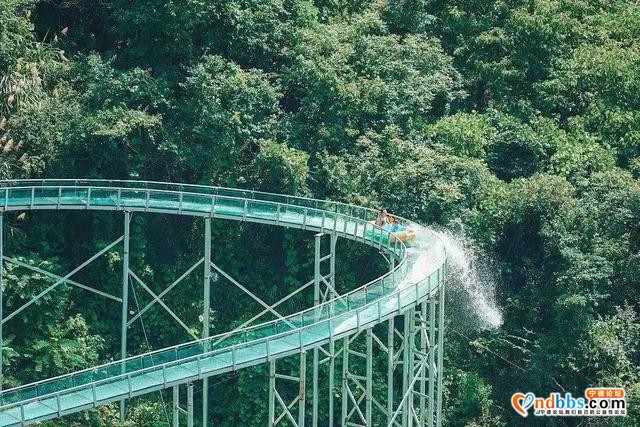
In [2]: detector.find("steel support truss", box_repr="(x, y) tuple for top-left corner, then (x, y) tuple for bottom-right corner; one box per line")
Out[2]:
(267, 232), (338, 427)
(0, 212), (216, 426)
(0, 213), (125, 394)
(266, 234), (446, 427)
(123, 215), (214, 426)
(172, 382), (195, 427)
(0, 208), (445, 427)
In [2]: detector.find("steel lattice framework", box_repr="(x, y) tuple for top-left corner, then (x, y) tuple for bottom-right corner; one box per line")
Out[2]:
(0, 180), (446, 427)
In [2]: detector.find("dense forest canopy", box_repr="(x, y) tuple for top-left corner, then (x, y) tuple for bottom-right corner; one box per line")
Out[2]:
(1, 0), (639, 425)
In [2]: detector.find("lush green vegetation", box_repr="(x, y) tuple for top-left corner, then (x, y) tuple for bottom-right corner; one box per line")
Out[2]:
(1, 0), (639, 425)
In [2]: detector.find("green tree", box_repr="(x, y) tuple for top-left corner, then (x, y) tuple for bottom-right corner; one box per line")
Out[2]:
(179, 55), (281, 186)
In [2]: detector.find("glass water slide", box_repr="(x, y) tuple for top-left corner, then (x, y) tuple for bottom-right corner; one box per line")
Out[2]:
(0, 180), (447, 426)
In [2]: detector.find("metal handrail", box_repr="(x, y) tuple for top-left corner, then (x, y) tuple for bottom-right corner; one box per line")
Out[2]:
(0, 180), (381, 219)
(0, 266), (442, 414)
(0, 185), (407, 394)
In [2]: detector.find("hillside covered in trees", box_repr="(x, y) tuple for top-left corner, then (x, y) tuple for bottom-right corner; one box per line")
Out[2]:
(1, 0), (639, 425)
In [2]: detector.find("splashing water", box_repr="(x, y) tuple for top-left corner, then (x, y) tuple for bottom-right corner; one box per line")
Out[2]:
(432, 229), (503, 330)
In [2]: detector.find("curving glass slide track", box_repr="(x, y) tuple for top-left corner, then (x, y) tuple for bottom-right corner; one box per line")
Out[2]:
(0, 180), (446, 426)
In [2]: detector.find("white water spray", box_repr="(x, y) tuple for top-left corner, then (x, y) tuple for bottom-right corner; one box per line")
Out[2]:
(432, 229), (503, 330)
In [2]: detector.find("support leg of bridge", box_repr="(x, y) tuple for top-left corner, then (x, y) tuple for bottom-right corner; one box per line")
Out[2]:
(428, 297), (436, 427)
(311, 232), (337, 427)
(387, 317), (394, 426)
(268, 360), (275, 426)
(407, 308), (415, 427)
(187, 382), (194, 427)
(366, 328), (373, 426)
(328, 339), (335, 426)
(419, 302), (427, 426)
(386, 304), (431, 427)
(436, 265), (446, 427)
(120, 211), (131, 424)
(329, 233), (337, 427)
(173, 386), (180, 427)
(268, 353), (306, 427)
(298, 351), (306, 427)
(0, 213), (3, 393)
(312, 235), (320, 427)
(401, 308), (412, 427)
(202, 218), (211, 427)
(341, 326), (390, 425)
(340, 336), (348, 425)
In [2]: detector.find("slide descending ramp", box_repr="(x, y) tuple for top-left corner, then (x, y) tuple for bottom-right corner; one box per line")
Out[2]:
(0, 180), (446, 426)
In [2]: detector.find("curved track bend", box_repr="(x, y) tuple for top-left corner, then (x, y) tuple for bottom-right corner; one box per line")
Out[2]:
(0, 180), (446, 426)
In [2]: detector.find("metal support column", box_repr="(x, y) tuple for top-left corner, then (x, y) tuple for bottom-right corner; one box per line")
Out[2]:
(436, 265), (445, 427)
(401, 308), (412, 427)
(328, 339), (335, 427)
(0, 213), (3, 393)
(299, 351), (307, 427)
(312, 234), (320, 427)
(387, 318), (394, 426)
(386, 296), (442, 427)
(386, 242), (397, 427)
(268, 360), (275, 426)
(187, 382), (194, 427)
(311, 232), (337, 427)
(419, 302), (427, 426)
(340, 336), (348, 425)
(202, 218), (211, 427)
(328, 233), (337, 427)
(340, 329), (379, 426)
(406, 309), (415, 427)
(120, 211), (130, 424)
(172, 382), (197, 427)
(366, 328), (373, 426)
(428, 297), (436, 427)
(268, 352), (307, 426)
(173, 386), (180, 427)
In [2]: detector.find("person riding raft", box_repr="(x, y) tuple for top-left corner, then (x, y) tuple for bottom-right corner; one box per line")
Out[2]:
(375, 209), (401, 232)
(372, 208), (416, 242)
(375, 209), (389, 227)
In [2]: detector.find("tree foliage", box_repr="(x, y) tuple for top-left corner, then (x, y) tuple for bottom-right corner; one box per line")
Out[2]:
(1, 0), (639, 425)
